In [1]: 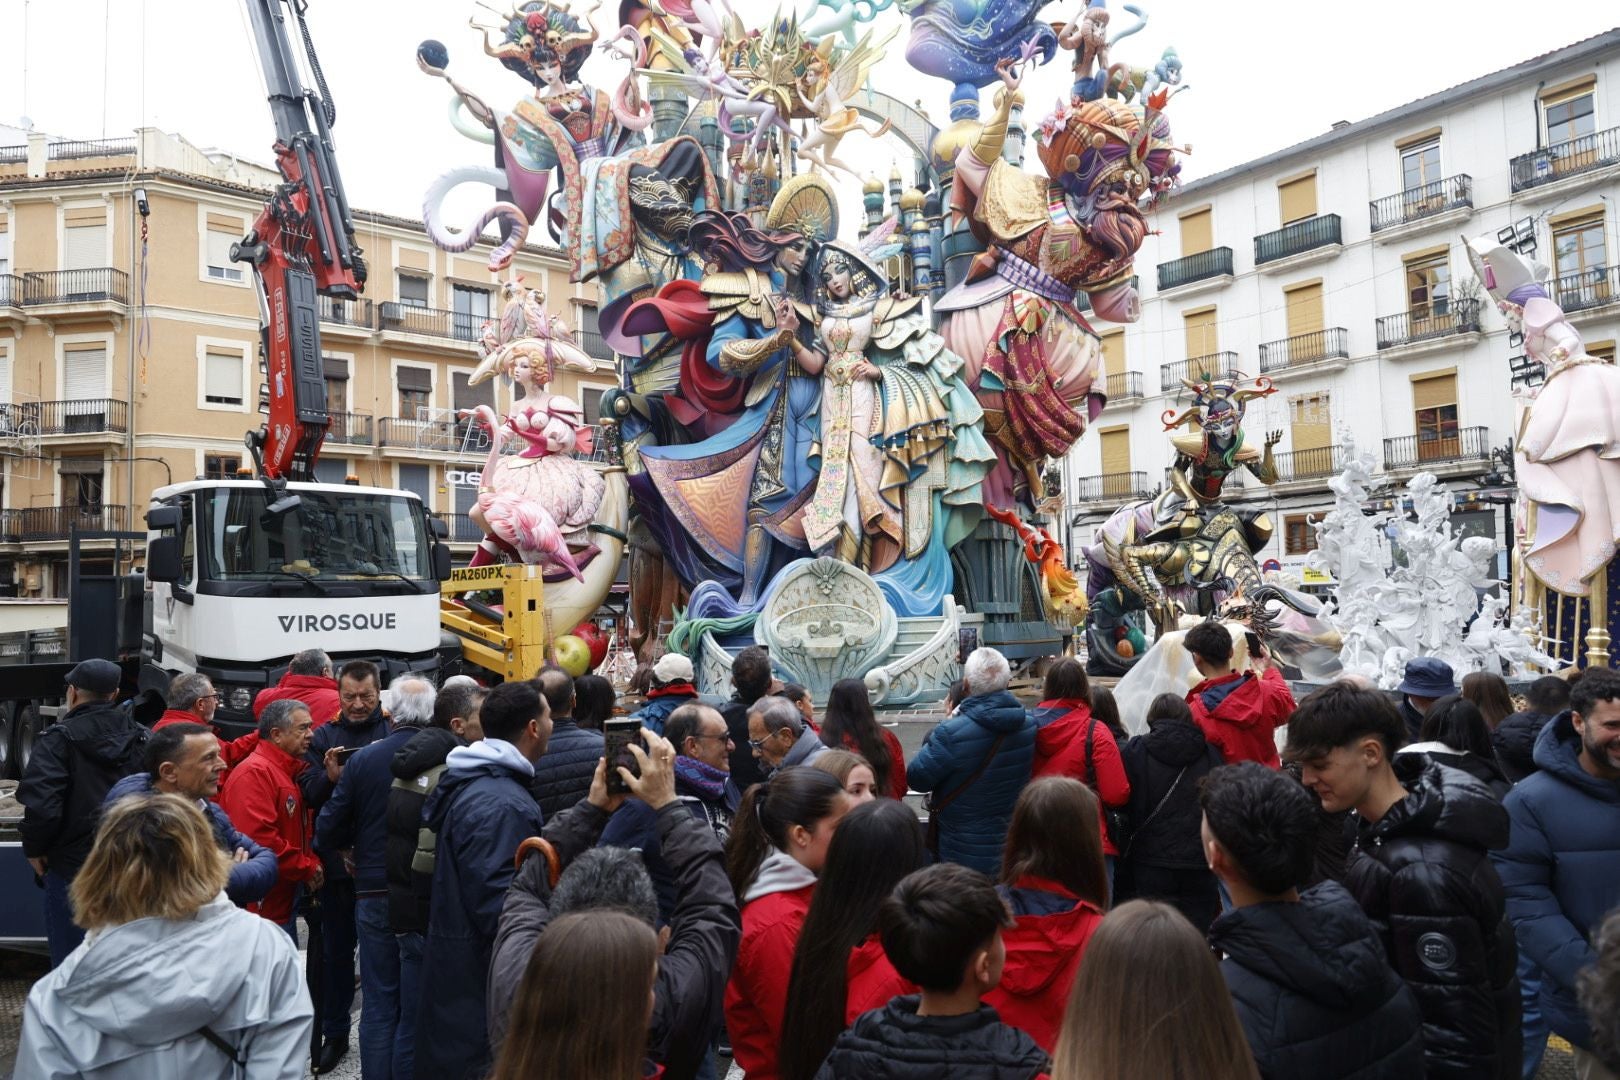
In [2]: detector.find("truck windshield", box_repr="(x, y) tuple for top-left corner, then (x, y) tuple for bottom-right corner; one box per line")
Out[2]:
(201, 488), (431, 582)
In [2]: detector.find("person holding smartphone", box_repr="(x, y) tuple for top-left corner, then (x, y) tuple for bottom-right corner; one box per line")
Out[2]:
(1182, 622), (1296, 770)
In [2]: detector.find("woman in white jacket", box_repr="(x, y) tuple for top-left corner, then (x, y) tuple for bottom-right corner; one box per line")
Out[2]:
(15, 792), (312, 1079)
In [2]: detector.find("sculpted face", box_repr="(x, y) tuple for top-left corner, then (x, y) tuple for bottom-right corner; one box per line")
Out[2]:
(823, 265), (853, 300)
(777, 239), (811, 278)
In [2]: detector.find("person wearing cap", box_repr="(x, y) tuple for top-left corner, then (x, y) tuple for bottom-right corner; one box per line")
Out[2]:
(16, 658), (149, 966)
(633, 652), (703, 736)
(1399, 657), (1457, 745)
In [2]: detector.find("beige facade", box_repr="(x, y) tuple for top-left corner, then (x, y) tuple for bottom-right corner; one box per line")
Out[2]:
(0, 127), (604, 596)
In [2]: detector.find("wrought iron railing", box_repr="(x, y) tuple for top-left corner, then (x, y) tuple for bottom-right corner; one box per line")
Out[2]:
(1383, 426), (1489, 470)
(1102, 371), (1143, 402)
(325, 411), (373, 446)
(1074, 471), (1153, 503)
(0, 274), (23, 307)
(1553, 266), (1620, 314)
(1258, 328), (1350, 372)
(378, 302), (484, 342)
(318, 296), (375, 329)
(378, 417), (495, 455)
(1156, 247), (1234, 291)
(26, 399), (130, 436)
(439, 512), (486, 543)
(46, 138), (136, 160)
(1273, 445), (1343, 482)
(23, 268), (130, 305)
(1254, 214), (1342, 265)
(1369, 174), (1473, 233)
(1510, 126), (1620, 193)
(1375, 299), (1481, 349)
(0, 145), (26, 165)
(1160, 352), (1241, 391)
(1, 504), (130, 542)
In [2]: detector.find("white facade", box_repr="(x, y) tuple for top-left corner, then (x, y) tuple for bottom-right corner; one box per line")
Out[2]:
(1063, 30), (1620, 576)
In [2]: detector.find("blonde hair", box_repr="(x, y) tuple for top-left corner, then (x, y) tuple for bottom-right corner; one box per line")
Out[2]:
(71, 793), (230, 931)
(809, 748), (870, 787)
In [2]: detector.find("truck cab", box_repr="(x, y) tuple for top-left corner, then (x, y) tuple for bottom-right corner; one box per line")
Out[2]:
(144, 479), (453, 735)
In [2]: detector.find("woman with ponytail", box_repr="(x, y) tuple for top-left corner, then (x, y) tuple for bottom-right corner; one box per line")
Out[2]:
(778, 798), (928, 1080)
(724, 767), (853, 1080)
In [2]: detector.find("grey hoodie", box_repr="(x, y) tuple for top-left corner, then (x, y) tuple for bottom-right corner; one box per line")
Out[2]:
(14, 894), (311, 1079)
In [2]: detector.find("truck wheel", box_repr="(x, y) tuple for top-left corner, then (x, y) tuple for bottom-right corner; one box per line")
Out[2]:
(13, 702), (38, 778)
(0, 702), (13, 780)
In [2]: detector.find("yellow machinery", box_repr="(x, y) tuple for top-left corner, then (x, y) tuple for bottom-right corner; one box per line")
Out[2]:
(440, 564), (552, 683)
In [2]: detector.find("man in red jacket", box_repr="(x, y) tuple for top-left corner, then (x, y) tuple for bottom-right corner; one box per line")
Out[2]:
(1183, 621), (1296, 768)
(220, 699), (325, 935)
(155, 672), (258, 777)
(254, 648), (342, 727)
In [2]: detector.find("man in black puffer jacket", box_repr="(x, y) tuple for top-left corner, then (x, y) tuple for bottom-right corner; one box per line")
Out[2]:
(1203, 762), (1424, 1080)
(529, 668), (604, 818)
(1118, 697), (1224, 931)
(1286, 682), (1520, 1080)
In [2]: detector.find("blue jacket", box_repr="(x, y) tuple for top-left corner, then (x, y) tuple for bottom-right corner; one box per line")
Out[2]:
(529, 718), (604, 820)
(1493, 713), (1620, 1051)
(908, 690), (1036, 874)
(103, 772), (277, 906)
(299, 707), (391, 878)
(415, 744), (545, 1080)
(315, 726), (421, 895)
(632, 691), (698, 735)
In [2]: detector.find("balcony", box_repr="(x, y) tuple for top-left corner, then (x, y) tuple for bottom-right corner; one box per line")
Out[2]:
(1258, 328), (1350, 375)
(1073, 471), (1154, 505)
(318, 296), (375, 338)
(1101, 371), (1143, 407)
(1375, 299), (1482, 354)
(1553, 266), (1620, 318)
(1155, 247), (1234, 296)
(24, 399), (130, 438)
(325, 411), (374, 446)
(1383, 426), (1490, 472)
(1254, 214), (1342, 273)
(46, 138), (136, 161)
(0, 274), (22, 323)
(378, 416), (495, 456)
(1369, 175), (1474, 241)
(1160, 352), (1241, 392)
(1, 505), (131, 543)
(22, 268), (130, 317)
(377, 302), (482, 346)
(439, 512), (486, 544)
(1273, 445), (1343, 483)
(1510, 125), (1620, 199)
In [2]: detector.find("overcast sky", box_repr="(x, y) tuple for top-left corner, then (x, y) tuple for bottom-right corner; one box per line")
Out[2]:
(1, 1), (1615, 233)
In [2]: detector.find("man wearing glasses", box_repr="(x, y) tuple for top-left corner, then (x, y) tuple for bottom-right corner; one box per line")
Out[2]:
(153, 672), (260, 781)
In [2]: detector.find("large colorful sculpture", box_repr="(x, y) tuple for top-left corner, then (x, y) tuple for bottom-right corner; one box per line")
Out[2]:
(419, 0), (1181, 685)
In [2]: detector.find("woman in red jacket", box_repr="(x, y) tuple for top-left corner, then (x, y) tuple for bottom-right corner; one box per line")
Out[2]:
(1030, 659), (1130, 891)
(819, 679), (908, 800)
(724, 767), (853, 1080)
(778, 798), (928, 1079)
(987, 777), (1109, 1053)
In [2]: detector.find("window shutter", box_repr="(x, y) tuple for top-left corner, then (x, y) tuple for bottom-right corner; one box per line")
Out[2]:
(0, 350), (10, 405)
(397, 366), (432, 392)
(313, 457), (348, 485)
(206, 229), (238, 270)
(205, 350), (242, 403)
(1290, 394), (1332, 451)
(64, 223), (107, 270)
(1100, 428), (1131, 476)
(59, 455), (104, 474)
(1179, 208), (1213, 257)
(1412, 372), (1457, 411)
(64, 346), (106, 400)
(322, 356), (349, 380)
(1183, 308), (1218, 359)
(1100, 331), (1125, 377)
(398, 464), (432, 508)
(1278, 174), (1317, 225)
(1284, 283), (1324, 338)
(452, 370), (494, 413)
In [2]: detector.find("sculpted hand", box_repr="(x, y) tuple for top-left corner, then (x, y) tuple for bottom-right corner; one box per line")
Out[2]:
(774, 296), (800, 334)
(622, 729), (678, 811)
(855, 360), (882, 382)
(1265, 429), (1283, 449)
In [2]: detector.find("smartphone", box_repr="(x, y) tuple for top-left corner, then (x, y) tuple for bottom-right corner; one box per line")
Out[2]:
(334, 745), (362, 765)
(603, 718), (643, 795)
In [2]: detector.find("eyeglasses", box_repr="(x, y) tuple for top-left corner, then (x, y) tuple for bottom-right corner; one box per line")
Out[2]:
(747, 736), (768, 751)
(693, 732), (734, 746)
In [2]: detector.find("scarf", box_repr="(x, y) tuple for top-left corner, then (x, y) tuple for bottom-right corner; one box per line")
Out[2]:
(647, 683), (698, 700)
(674, 754), (729, 800)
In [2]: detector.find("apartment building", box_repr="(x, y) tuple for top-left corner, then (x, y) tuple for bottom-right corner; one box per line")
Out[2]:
(0, 127), (612, 597)
(1062, 30), (1620, 583)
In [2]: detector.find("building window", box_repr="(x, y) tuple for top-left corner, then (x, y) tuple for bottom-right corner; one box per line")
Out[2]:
(63, 212), (106, 271)
(313, 457), (349, 485)
(1552, 212), (1607, 287)
(204, 349), (244, 406)
(204, 228), (243, 282)
(580, 386), (605, 426)
(398, 463), (432, 510)
(0, 220), (10, 276)
(398, 272), (430, 309)
(61, 458), (104, 508)
(1405, 250), (1451, 321)
(1284, 514), (1313, 555)
(205, 453), (242, 480)
(451, 284), (491, 342)
(1589, 340), (1616, 363)
(1401, 139), (1441, 193)
(323, 356), (349, 419)
(1544, 85), (1596, 146)
(1413, 371), (1460, 462)
(397, 366), (432, 418)
(1278, 173), (1317, 226)
(1179, 207), (1212, 258)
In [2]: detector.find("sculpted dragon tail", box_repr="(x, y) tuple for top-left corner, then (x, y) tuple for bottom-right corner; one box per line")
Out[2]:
(422, 166), (532, 271)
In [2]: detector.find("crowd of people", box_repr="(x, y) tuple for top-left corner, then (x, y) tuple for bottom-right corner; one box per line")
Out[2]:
(8, 633), (1620, 1080)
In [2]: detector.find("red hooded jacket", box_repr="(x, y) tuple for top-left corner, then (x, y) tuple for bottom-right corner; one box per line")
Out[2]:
(985, 877), (1105, 1052)
(838, 728), (910, 801)
(152, 709), (260, 781)
(252, 673), (341, 727)
(1185, 666), (1296, 768)
(1030, 700), (1131, 855)
(218, 738), (320, 924)
(725, 850), (818, 1080)
(845, 933), (915, 1022)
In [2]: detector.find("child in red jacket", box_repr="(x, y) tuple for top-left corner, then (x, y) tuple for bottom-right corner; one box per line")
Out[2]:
(987, 778), (1108, 1052)
(1183, 622), (1296, 768)
(1029, 659), (1130, 869)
